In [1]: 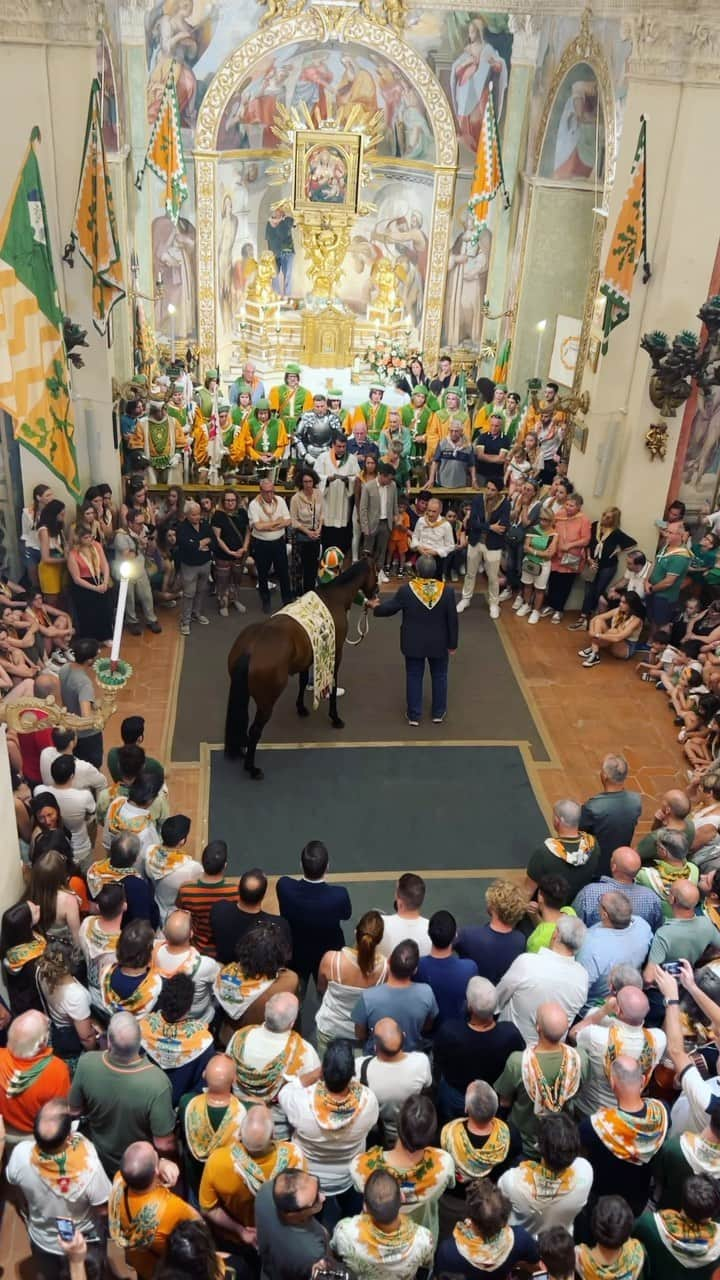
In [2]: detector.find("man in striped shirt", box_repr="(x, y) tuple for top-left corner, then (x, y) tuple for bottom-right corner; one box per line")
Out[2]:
(176, 840), (238, 958)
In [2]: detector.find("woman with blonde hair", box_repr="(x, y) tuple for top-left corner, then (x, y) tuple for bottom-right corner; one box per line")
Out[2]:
(456, 880), (527, 983)
(315, 910), (387, 1055)
(569, 505), (636, 631)
(36, 939), (98, 1061)
(27, 849), (81, 945)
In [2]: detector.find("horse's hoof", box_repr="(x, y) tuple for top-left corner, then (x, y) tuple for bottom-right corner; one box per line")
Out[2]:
(331, 717), (345, 730)
(296, 704), (310, 718)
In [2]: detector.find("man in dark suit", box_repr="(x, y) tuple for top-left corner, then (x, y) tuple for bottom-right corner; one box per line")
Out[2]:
(276, 840), (352, 984)
(369, 555), (458, 726)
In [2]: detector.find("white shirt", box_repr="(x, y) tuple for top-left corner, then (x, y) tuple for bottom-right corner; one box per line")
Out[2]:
(354, 1052), (432, 1144)
(495, 949), (589, 1045)
(37, 974), (91, 1029)
(102, 799), (160, 859)
(248, 494), (291, 542)
(144, 856), (204, 924)
(379, 483), (389, 521)
(34, 782), (95, 857)
(411, 516), (455, 557)
(235, 1024), (320, 1139)
(7, 1139), (110, 1254)
(575, 1021), (666, 1115)
(278, 1078), (379, 1194)
(315, 451), (360, 526)
(498, 1157), (594, 1235)
(378, 913), (431, 959)
(40, 747), (107, 792)
(78, 917), (119, 1004)
(153, 941), (220, 1022)
(671, 1064), (718, 1137)
(332, 1215), (434, 1280)
(626, 562), (651, 597)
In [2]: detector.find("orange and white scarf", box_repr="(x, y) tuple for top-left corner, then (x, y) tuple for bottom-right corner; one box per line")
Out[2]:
(109, 1175), (163, 1251)
(105, 796), (152, 839)
(101, 964), (162, 1017)
(654, 1210), (720, 1267)
(576, 1240), (645, 1280)
(441, 1117), (510, 1182)
(30, 1133), (96, 1198)
(184, 1093), (244, 1162)
(139, 1013), (213, 1071)
(517, 1159), (577, 1203)
(230, 1140), (304, 1194)
(604, 1022), (656, 1085)
(544, 833), (595, 867)
(354, 1145), (452, 1206)
(680, 1130), (720, 1177)
(86, 859), (135, 898)
(81, 917), (121, 960)
(311, 1079), (367, 1131)
(227, 1027), (307, 1104)
(521, 1044), (582, 1115)
(145, 843), (191, 882)
(352, 1212), (420, 1265)
(591, 1100), (668, 1163)
(3, 933), (46, 973)
(453, 1221), (514, 1271)
(152, 943), (202, 982)
(214, 967), (274, 1021)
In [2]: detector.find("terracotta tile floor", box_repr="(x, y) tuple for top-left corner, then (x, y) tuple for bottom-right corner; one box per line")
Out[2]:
(0, 598), (687, 1274)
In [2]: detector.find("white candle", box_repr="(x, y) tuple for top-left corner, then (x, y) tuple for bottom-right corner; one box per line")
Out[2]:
(168, 302), (176, 360)
(111, 561), (133, 663)
(534, 318), (547, 379)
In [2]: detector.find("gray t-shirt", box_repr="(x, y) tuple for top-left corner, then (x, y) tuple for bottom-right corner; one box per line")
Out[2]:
(255, 1179), (327, 1280)
(59, 664), (96, 740)
(352, 983), (438, 1052)
(648, 915), (720, 965)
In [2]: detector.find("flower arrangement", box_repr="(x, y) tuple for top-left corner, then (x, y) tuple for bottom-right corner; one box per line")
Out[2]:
(364, 338), (423, 385)
(93, 657), (133, 689)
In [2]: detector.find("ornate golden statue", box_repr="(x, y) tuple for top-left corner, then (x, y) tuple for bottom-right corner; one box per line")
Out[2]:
(247, 251), (278, 305)
(371, 256), (400, 313)
(259, 0), (305, 26)
(304, 221), (351, 301)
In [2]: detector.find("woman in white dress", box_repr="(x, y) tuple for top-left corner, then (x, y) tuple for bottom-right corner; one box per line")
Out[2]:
(315, 911), (387, 1056)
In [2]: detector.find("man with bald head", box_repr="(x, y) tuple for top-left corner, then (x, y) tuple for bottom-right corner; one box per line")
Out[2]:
(645, 878), (720, 972)
(354, 1016), (432, 1145)
(579, 753), (642, 876)
(69, 1010), (175, 1177)
(576, 890), (652, 1006)
(225, 992), (319, 1137)
(572, 846), (664, 931)
(572, 983), (666, 1116)
(7, 1098), (110, 1277)
(494, 1002), (588, 1158)
(200, 1103), (306, 1252)
(637, 787), (694, 863)
(109, 1140), (197, 1278)
(578, 1054), (668, 1215)
(179, 1053), (244, 1201)
(524, 800), (600, 900)
(636, 827), (699, 917)
(154, 908), (220, 1022)
(0, 1010), (70, 1145)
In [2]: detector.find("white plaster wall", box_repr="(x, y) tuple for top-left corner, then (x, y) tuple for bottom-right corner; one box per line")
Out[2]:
(0, 726), (24, 1001)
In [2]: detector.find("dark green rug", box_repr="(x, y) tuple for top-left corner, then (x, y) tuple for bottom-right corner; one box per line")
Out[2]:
(208, 743), (546, 879)
(171, 589), (550, 761)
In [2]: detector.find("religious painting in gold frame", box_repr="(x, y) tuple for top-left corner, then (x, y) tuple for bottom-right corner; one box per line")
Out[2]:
(293, 131), (362, 215)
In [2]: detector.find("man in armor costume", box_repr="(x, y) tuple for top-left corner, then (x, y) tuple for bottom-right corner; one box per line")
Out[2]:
(295, 394), (341, 465)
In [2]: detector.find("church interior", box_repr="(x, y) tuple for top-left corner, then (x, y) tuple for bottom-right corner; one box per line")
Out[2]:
(0, 0), (720, 1265)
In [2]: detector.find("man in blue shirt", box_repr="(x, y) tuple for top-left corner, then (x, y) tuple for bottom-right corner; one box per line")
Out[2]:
(353, 940), (438, 1052)
(576, 891), (652, 1007)
(415, 910), (477, 1025)
(572, 846), (664, 931)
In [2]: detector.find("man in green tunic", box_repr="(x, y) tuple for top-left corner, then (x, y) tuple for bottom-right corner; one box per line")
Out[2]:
(352, 384), (389, 441)
(268, 363), (312, 432)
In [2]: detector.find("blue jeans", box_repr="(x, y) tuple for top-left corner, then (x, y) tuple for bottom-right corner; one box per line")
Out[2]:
(405, 655), (448, 722)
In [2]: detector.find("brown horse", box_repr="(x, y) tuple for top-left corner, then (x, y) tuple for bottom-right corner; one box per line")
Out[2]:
(224, 558), (378, 779)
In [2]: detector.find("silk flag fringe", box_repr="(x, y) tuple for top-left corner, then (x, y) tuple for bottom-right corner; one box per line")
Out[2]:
(599, 116), (651, 354)
(63, 79), (125, 337)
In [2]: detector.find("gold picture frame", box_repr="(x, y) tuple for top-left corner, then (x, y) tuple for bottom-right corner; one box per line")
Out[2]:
(588, 335), (601, 372)
(293, 130), (362, 215)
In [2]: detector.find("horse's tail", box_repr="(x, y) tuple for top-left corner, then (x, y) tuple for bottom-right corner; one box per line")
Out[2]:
(225, 652), (250, 759)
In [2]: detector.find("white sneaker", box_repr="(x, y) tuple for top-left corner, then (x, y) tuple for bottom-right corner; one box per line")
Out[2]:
(233, 600), (247, 614)
(539, 606), (553, 618)
(194, 614), (210, 626)
(528, 609), (540, 624)
(379, 570), (390, 584)
(219, 606), (229, 618)
(516, 602), (531, 617)
(512, 594), (524, 611)
(499, 588), (513, 603)
(489, 604), (500, 619)
(456, 599), (470, 614)
(551, 611), (563, 623)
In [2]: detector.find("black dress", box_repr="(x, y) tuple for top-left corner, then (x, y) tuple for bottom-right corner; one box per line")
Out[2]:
(70, 547), (114, 641)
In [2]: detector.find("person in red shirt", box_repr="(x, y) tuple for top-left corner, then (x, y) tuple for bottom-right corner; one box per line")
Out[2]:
(8, 673), (58, 785)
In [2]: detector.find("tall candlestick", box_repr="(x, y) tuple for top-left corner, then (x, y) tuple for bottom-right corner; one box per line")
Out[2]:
(534, 319), (547, 379)
(167, 302), (176, 360)
(111, 561), (133, 663)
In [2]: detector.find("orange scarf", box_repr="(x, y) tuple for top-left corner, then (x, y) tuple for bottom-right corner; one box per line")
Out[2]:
(30, 1133), (95, 1197)
(311, 1079), (367, 1130)
(591, 1101), (668, 1163)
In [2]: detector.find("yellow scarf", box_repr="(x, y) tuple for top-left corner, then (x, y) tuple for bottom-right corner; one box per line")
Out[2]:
(544, 833), (595, 867)
(645, 858), (694, 900)
(145, 843), (191, 881)
(101, 964), (162, 1016)
(518, 1159), (576, 1202)
(231, 1140), (304, 1194)
(4, 933), (46, 973)
(152, 944), (201, 982)
(453, 1221), (514, 1270)
(86, 859), (135, 898)
(106, 796), (152, 838)
(311, 1079), (366, 1131)
(214, 967), (274, 1021)
(109, 1175), (165, 1251)
(354, 1145), (450, 1205)
(576, 1240), (645, 1280)
(680, 1130), (720, 1177)
(184, 1093), (244, 1161)
(591, 1100), (668, 1163)
(408, 578), (444, 609)
(30, 1133), (95, 1198)
(441, 1118), (510, 1182)
(355, 1212), (418, 1264)
(604, 1023), (655, 1085)
(228, 1027), (307, 1104)
(655, 1211), (720, 1266)
(521, 1044), (582, 1114)
(139, 1014), (213, 1071)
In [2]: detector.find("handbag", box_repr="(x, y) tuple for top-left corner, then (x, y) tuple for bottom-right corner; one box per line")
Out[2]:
(581, 560), (599, 583)
(522, 556), (543, 578)
(507, 523), (526, 547)
(560, 551), (583, 570)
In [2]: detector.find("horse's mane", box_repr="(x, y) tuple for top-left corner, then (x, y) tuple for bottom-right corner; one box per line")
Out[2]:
(322, 559), (370, 589)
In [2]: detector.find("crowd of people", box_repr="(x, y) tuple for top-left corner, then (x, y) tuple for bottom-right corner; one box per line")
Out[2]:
(4, 681), (720, 1280)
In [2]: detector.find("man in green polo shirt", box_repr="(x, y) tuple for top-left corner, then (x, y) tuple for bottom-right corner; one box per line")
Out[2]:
(107, 715), (165, 787)
(646, 524), (692, 631)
